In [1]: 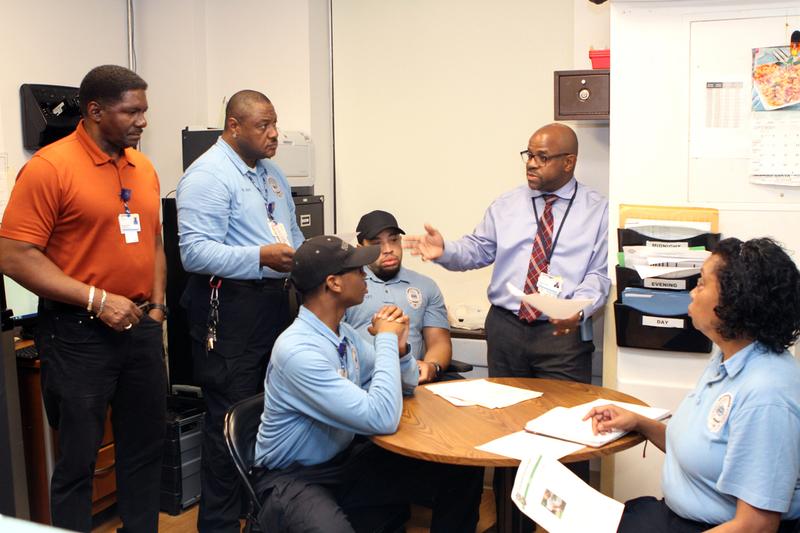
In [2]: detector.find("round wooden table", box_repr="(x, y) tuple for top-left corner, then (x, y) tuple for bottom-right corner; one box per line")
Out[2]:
(370, 377), (649, 532)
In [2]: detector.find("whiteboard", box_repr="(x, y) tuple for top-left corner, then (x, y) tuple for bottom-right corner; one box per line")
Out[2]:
(688, 14), (800, 205)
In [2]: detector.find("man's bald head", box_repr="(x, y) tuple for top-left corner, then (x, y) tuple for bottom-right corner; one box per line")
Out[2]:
(524, 122), (579, 192)
(224, 90), (272, 129)
(533, 123), (578, 157)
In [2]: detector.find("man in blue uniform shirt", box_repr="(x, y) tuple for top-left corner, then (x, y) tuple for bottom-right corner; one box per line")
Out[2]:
(253, 235), (484, 532)
(176, 89), (305, 532)
(345, 210), (452, 383)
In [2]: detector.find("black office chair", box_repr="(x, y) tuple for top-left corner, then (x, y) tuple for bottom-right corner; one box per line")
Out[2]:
(224, 393), (410, 533)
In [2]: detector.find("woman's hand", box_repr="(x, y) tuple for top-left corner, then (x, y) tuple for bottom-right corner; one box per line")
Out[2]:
(582, 404), (640, 435)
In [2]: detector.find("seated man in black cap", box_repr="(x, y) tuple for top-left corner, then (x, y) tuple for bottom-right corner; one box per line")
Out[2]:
(346, 210), (453, 383)
(252, 235), (484, 532)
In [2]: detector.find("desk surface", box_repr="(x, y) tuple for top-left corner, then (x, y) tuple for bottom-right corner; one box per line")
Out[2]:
(370, 377), (646, 467)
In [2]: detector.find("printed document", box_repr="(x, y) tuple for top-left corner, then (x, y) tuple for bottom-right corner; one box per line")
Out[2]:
(512, 453), (624, 533)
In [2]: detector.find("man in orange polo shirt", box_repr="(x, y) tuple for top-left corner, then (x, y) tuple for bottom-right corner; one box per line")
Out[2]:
(0, 65), (166, 533)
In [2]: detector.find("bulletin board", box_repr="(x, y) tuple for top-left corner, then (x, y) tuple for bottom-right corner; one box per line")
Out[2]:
(688, 13), (800, 205)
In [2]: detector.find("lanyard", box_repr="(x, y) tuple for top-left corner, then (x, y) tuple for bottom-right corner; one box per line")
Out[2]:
(245, 169), (279, 222)
(337, 340), (348, 375)
(531, 182), (578, 264)
(337, 338), (361, 380)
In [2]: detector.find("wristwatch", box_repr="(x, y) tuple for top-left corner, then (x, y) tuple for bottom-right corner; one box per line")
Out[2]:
(431, 361), (442, 380)
(147, 303), (169, 319)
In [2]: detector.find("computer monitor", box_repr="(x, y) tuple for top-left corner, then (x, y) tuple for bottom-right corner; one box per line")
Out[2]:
(4, 277), (38, 335)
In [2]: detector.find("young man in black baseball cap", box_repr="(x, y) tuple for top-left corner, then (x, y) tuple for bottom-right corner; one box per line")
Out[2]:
(348, 210), (453, 383)
(252, 235), (483, 532)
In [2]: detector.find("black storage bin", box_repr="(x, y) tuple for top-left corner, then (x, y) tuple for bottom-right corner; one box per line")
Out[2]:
(160, 395), (205, 515)
(614, 301), (712, 354)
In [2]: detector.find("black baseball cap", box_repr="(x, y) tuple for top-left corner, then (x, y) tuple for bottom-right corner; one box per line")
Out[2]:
(290, 235), (380, 292)
(356, 210), (405, 241)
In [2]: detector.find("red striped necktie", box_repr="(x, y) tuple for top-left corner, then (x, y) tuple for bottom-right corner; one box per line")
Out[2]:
(519, 194), (558, 322)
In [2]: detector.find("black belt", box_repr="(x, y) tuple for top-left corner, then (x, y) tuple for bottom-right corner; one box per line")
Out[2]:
(492, 305), (549, 326)
(207, 276), (290, 291)
(40, 297), (148, 315)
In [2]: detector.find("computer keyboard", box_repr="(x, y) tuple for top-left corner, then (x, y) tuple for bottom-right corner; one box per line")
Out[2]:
(15, 344), (39, 360)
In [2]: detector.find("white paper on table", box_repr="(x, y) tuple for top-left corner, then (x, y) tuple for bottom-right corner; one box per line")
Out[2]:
(476, 431), (584, 461)
(439, 394), (476, 407)
(506, 283), (592, 320)
(425, 379), (542, 409)
(525, 399), (670, 448)
(512, 453), (624, 533)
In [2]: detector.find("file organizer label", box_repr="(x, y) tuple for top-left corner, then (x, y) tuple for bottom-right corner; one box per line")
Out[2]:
(643, 278), (687, 290)
(646, 240), (689, 248)
(642, 316), (685, 329)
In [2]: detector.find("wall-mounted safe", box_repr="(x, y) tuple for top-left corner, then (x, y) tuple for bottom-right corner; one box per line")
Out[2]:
(554, 70), (609, 121)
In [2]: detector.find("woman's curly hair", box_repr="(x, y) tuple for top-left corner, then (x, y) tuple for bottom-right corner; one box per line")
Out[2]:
(712, 237), (800, 353)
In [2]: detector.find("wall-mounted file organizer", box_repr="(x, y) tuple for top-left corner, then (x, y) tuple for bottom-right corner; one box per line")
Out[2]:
(613, 217), (720, 354)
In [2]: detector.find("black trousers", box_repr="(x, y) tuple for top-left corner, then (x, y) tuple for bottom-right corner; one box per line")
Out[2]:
(36, 305), (166, 533)
(182, 275), (291, 533)
(255, 441), (484, 533)
(485, 305), (594, 383)
(485, 305), (595, 526)
(618, 496), (800, 533)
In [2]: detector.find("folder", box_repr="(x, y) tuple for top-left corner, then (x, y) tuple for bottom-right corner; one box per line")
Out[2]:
(524, 399), (671, 448)
(621, 287), (691, 316)
(618, 204), (719, 234)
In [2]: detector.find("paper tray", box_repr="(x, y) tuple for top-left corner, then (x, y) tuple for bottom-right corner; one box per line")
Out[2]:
(617, 228), (720, 251)
(615, 265), (700, 299)
(614, 301), (712, 353)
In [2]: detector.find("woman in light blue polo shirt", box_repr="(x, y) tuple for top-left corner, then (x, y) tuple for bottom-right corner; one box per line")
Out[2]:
(586, 237), (800, 533)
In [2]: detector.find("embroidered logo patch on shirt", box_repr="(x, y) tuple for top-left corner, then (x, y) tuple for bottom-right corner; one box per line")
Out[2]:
(406, 287), (422, 309)
(707, 392), (734, 433)
(268, 176), (284, 198)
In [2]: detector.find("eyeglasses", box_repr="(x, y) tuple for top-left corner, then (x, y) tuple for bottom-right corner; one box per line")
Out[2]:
(520, 150), (573, 165)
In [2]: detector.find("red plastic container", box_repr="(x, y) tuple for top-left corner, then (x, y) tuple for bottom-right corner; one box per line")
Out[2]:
(589, 49), (610, 69)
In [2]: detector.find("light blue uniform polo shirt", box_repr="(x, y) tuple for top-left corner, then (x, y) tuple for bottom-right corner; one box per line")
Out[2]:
(176, 137), (305, 280)
(345, 266), (450, 360)
(254, 306), (418, 470)
(662, 342), (800, 524)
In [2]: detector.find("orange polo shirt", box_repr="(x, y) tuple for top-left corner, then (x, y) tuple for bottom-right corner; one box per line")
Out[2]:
(0, 121), (161, 301)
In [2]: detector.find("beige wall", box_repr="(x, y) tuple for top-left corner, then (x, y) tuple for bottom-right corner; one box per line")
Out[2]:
(331, 0), (612, 310)
(0, 0), (128, 181)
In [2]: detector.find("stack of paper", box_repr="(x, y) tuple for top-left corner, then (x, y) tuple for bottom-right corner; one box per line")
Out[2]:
(512, 453), (624, 533)
(425, 379), (543, 408)
(524, 399), (670, 448)
(622, 246), (710, 269)
(506, 283), (593, 320)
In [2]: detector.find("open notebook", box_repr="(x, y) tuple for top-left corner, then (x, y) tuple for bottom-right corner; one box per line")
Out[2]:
(524, 399), (670, 448)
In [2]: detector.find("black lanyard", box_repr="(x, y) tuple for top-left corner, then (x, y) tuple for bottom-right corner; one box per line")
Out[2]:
(531, 182), (578, 264)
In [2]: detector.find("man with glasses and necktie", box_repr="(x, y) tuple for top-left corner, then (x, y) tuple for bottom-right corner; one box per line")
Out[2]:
(404, 122), (610, 480)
